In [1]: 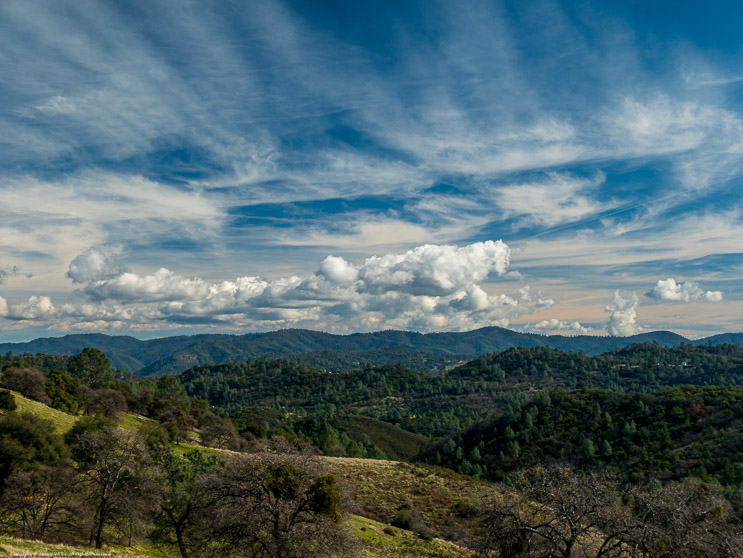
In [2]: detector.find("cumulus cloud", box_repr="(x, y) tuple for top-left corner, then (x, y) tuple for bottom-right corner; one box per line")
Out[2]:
(358, 241), (510, 296)
(519, 285), (555, 308)
(319, 256), (359, 283)
(0, 297), (7, 317)
(645, 278), (723, 303)
(4, 296), (57, 321)
(84, 268), (213, 302)
(605, 291), (641, 337)
(67, 247), (126, 283)
(2, 241), (530, 332)
(527, 319), (589, 335)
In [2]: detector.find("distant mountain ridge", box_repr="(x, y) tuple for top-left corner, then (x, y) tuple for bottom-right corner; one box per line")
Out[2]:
(1, 327), (741, 376)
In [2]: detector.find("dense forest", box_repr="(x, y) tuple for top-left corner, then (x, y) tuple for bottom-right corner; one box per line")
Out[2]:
(419, 385), (743, 486)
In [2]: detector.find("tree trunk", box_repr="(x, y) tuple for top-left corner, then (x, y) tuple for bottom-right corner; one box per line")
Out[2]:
(175, 523), (188, 558)
(95, 505), (107, 549)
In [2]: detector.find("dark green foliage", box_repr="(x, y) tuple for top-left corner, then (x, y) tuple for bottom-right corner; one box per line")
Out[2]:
(45, 369), (83, 413)
(0, 389), (16, 411)
(450, 342), (743, 392)
(242, 421), (267, 439)
(178, 343), (743, 443)
(421, 385), (743, 485)
(180, 359), (508, 437)
(67, 347), (114, 389)
(0, 412), (67, 488)
(155, 374), (191, 413)
(308, 474), (341, 517)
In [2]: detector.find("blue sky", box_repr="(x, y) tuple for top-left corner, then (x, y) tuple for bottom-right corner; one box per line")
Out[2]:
(1, 0), (742, 341)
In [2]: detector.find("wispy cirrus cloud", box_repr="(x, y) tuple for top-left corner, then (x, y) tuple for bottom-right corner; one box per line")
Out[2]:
(1, 0), (742, 338)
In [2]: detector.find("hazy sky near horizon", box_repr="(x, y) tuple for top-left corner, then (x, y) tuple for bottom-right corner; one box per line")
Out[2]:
(1, 0), (742, 342)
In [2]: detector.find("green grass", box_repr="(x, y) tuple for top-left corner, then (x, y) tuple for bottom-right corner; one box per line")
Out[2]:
(347, 515), (470, 557)
(0, 535), (176, 557)
(3, 390), (162, 438)
(3, 390), (78, 433)
(324, 458), (490, 545)
(335, 415), (429, 460)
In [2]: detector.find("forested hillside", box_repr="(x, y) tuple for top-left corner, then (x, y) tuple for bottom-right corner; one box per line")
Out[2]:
(177, 342), (743, 441)
(419, 385), (743, 485)
(4, 327), (741, 376)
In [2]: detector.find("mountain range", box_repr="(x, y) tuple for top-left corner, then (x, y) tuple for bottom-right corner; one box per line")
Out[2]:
(1, 327), (741, 376)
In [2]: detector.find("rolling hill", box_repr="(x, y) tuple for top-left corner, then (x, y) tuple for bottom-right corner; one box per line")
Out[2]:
(1, 327), (741, 376)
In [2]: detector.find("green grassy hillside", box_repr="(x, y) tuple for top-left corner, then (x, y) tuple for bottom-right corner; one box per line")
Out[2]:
(2, 390), (77, 433)
(325, 457), (490, 546)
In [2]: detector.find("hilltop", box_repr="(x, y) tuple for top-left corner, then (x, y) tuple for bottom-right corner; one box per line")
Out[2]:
(2, 326), (741, 376)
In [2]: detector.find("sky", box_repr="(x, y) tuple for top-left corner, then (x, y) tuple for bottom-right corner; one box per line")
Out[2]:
(1, 0), (742, 342)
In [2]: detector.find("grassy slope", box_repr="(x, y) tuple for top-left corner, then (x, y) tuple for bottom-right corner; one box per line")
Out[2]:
(335, 414), (430, 460)
(0, 535), (176, 557)
(324, 457), (490, 545)
(7, 391), (78, 433)
(348, 515), (470, 557)
(0, 515), (469, 558)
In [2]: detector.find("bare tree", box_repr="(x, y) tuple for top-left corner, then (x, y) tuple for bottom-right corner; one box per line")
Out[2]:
(0, 464), (78, 540)
(628, 479), (743, 557)
(478, 466), (636, 558)
(84, 388), (128, 418)
(0, 366), (50, 404)
(201, 454), (357, 558)
(478, 466), (743, 558)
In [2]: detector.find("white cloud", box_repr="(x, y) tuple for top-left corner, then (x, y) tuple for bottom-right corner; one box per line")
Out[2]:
(84, 268), (213, 303)
(2, 241), (524, 333)
(536, 298), (555, 309)
(5, 296), (57, 321)
(358, 241), (510, 296)
(0, 297), (7, 317)
(645, 278), (723, 303)
(318, 256), (359, 284)
(528, 319), (589, 334)
(67, 247), (125, 284)
(605, 290), (640, 337)
(492, 172), (611, 229)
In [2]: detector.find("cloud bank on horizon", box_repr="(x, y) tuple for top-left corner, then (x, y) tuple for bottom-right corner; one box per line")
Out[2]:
(0, 0), (741, 340)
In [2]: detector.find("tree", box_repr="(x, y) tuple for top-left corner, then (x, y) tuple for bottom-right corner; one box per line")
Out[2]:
(0, 367), (50, 404)
(67, 348), (114, 389)
(155, 375), (191, 413)
(84, 388), (128, 418)
(0, 412), (68, 489)
(478, 467), (743, 558)
(65, 418), (146, 549)
(203, 454), (354, 558)
(45, 369), (83, 413)
(149, 444), (223, 558)
(0, 464), (77, 540)
(628, 480), (743, 557)
(198, 413), (241, 450)
(0, 389), (16, 411)
(478, 466), (634, 558)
